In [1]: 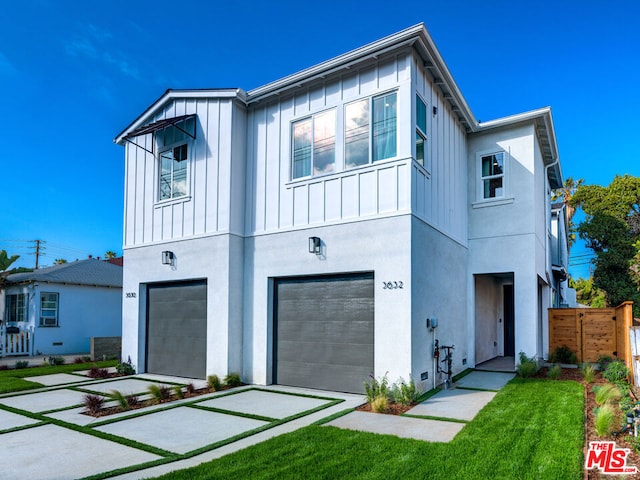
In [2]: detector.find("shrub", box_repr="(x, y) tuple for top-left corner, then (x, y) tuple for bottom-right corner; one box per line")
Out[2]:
(547, 364), (562, 380)
(111, 390), (129, 410)
(207, 374), (222, 391)
(597, 355), (614, 371)
(516, 352), (538, 378)
(82, 356), (91, 362)
(580, 363), (596, 383)
(594, 405), (616, 437)
(364, 373), (390, 404)
(593, 384), (622, 406)
(88, 367), (109, 379)
(186, 383), (196, 395)
(371, 394), (388, 413)
(126, 394), (140, 409)
(115, 358), (136, 376)
(14, 360), (29, 369)
(173, 385), (184, 399)
(0, 365), (9, 371)
(74, 357), (84, 364)
(548, 345), (578, 364)
(224, 373), (242, 388)
(148, 384), (171, 403)
(50, 356), (65, 366)
(84, 394), (105, 415)
(603, 360), (630, 385)
(392, 377), (421, 406)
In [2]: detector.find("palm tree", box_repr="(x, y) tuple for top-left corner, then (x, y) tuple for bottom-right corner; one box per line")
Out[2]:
(54, 258), (67, 265)
(0, 250), (19, 272)
(551, 177), (584, 225)
(104, 250), (117, 259)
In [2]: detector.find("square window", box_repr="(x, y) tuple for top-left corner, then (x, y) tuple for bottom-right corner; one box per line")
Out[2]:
(40, 292), (59, 327)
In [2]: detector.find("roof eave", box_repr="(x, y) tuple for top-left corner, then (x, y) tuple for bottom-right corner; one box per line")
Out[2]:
(114, 88), (247, 145)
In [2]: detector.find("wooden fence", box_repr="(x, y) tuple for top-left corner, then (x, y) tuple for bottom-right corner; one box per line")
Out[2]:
(548, 302), (634, 382)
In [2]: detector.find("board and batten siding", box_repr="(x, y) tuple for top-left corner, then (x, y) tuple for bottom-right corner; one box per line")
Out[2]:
(412, 54), (468, 245)
(123, 96), (246, 248)
(244, 53), (415, 236)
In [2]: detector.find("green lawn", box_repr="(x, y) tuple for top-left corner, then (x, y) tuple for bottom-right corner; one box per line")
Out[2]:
(0, 360), (117, 394)
(154, 379), (584, 480)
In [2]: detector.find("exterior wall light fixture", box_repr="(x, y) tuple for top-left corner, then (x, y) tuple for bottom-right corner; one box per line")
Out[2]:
(433, 106), (438, 116)
(162, 251), (175, 265)
(308, 237), (321, 255)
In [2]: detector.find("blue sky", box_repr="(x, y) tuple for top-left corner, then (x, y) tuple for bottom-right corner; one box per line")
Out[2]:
(1, 0), (638, 278)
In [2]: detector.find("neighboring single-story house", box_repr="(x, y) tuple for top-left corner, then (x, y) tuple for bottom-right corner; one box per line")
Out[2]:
(0, 259), (123, 357)
(114, 23), (566, 393)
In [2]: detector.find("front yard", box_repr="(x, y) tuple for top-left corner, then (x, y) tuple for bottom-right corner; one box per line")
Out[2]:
(155, 378), (584, 480)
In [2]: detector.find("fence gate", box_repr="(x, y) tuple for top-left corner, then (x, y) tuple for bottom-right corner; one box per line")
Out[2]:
(0, 324), (34, 357)
(549, 302), (634, 383)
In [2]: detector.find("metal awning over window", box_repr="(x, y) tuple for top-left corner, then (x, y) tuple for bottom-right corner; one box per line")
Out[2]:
(124, 114), (196, 154)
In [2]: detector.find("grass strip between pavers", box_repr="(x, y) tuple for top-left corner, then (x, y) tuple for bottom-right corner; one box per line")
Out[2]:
(455, 385), (500, 392)
(188, 403), (278, 422)
(38, 403), (85, 415)
(0, 420), (47, 435)
(400, 413), (469, 424)
(312, 408), (354, 425)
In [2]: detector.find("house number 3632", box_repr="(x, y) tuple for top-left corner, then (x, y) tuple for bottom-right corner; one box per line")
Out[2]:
(382, 281), (403, 290)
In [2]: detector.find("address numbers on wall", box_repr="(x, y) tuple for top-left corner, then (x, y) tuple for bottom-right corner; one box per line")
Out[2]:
(382, 281), (404, 290)
(125, 292), (137, 298)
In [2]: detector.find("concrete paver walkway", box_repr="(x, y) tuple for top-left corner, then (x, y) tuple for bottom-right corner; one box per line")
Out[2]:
(326, 370), (515, 442)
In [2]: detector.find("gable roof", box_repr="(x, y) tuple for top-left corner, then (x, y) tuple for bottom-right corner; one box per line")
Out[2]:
(5, 259), (122, 288)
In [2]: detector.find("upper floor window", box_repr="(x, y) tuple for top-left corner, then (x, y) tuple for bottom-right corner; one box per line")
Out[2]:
(5, 294), (26, 323)
(480, 152), (505, 199)
(416, 95), (427, 167)
(156, 116), (195, 201)
(292, 109), (336, 179)
(40, 292), (59, 327)
(345, 92), (397, 169)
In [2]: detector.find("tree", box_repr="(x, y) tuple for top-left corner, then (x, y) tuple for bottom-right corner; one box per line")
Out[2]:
(571, 174), (640, 315)
(104, 251), (117, 259)
(570, 277), (607, 307)
(54, 258), (67, 265)
(552, 176), (584, 225)
(0, 250), (20, 272)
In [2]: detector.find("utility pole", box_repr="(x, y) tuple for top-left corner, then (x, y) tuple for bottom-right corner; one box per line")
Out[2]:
(30, 239), (46, 269)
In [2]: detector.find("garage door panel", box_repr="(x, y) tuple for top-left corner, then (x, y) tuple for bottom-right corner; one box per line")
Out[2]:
(146, 281), (207, 379)
(275, 273), (374, 394)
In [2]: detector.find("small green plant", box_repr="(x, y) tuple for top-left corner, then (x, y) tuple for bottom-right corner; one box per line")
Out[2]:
(49, 356), (65, 366)
(115, 357), (136, 376)
(207, 374), (222, 391)
(224, 373), (242, 388)
(597, 355), (614, 371)
(516, 352), (538, 378)
(173, 385), (184, 399)
(594, 405), (616, 437)
(84, 394), (105, 415)
(364, 373), (390, 404)
(547, 364), (562, 380)
(111, 390), (129, 410)
(371, 394), (388, 413)
(603, 360), (630, 385)
(548, 346), (578, 364)
(580, 363), (596, 383)
(148, 384), (171, 403)
(392, 377), (421, 406)
(14, 360), (29, 369)
(593, 384), (622, 406)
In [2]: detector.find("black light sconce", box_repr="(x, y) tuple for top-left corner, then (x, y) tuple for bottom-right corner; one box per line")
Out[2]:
(432, 106), (438, 116)
(162, 251), (175, 265)
(308, 237), (321, 255)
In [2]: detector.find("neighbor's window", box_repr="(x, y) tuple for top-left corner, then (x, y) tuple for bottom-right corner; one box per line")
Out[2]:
(157, 116), (194, 201)
(40, 293), (59, 327)
(416, 95), (427, 167)
(345, 92), (397, 169)
(292, 109), (336, 179)
(5, 294), (27, 323)
(480, 152), (505, 199)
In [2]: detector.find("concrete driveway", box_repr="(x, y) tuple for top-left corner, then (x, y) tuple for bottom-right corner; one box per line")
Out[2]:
(0, 372), (363, 480)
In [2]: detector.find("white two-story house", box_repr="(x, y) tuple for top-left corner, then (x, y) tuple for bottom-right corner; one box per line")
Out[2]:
(115, 23), (563, 393)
